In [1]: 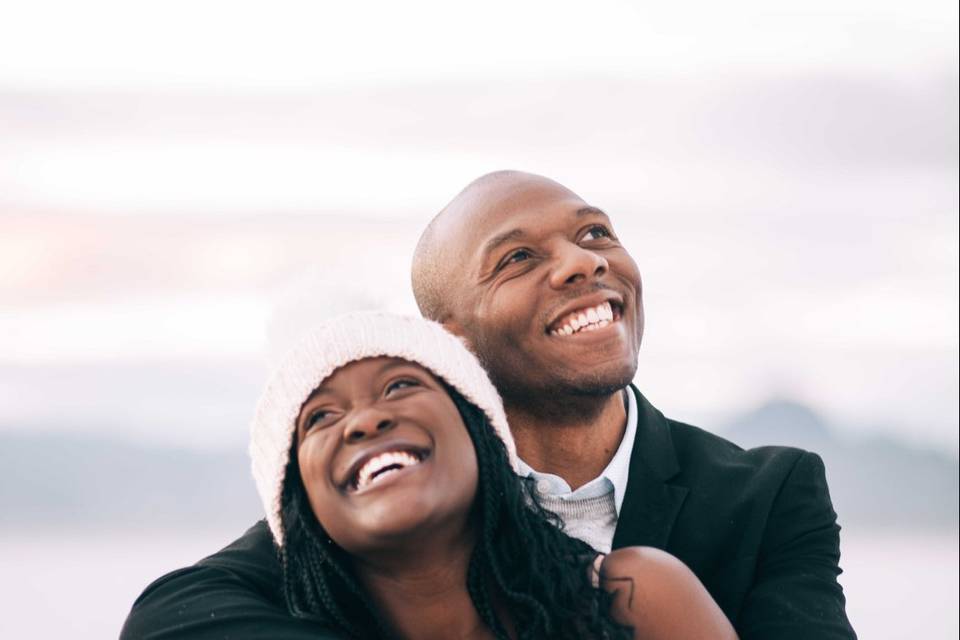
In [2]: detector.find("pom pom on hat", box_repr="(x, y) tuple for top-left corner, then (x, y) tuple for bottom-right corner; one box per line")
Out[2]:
(249, 311), (516, 545)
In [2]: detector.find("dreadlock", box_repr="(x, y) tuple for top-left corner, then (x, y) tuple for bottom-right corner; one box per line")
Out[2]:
(279, 384), (632, 640)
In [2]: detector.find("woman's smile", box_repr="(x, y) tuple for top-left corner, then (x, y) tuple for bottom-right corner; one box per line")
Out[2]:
(344, 445), (432, 494)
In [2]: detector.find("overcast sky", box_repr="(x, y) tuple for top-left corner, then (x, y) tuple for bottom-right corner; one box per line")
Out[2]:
(1, 1), (956, 452)
(1, 0), (956, 88)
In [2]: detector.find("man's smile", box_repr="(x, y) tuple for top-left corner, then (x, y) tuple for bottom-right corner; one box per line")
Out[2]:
(545, 291), (626, 338)
(549, 300), (626, 337)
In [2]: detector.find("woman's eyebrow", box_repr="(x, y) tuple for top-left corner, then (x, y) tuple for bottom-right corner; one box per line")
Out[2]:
(381, 362), (438, 385)
(378, 360), (418, 375)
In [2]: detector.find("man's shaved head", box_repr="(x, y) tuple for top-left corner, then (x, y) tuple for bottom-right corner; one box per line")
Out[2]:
(411, 170), (580, 321)
(411, 168), (643, 411)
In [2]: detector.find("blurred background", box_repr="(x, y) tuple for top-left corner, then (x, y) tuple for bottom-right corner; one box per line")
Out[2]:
(1, 1), (957, 638)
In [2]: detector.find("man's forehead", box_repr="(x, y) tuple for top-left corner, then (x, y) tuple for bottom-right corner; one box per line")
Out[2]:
(448, 191), (597, 249)
(462, 176), (582, 221)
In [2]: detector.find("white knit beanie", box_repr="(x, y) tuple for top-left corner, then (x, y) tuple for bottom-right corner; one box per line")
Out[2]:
(249, 311), (517, 546)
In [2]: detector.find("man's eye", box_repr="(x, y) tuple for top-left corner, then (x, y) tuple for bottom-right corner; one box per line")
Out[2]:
(386, 379), (420, 395)
(500, 249), (531, 269)
(582, 225), (612, 241)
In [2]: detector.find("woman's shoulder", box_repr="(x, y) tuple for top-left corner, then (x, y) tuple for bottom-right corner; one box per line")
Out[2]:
(600, 547), (737, 640)
(601, 546), (693, 585)
(601, 546), (703, 605)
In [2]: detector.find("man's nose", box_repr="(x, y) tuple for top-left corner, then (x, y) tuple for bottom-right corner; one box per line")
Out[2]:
(342, 406), (396, 443)
(549, 242), (608, 289)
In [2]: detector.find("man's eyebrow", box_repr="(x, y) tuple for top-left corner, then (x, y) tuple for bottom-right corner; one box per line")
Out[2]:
(480, 207), (607, 262)
(481, 228), (526, 260)
(576, 206), (609, 218)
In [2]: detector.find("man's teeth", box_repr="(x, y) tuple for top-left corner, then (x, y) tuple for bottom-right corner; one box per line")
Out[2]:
(551, 302), (615, 336)
(355, 450), (420, 490)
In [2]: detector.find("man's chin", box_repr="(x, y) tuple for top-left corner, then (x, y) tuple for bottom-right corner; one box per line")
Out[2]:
(562, 367), (636, 397)
(483, 349), (637, 402)
(536, 358), (637, 399)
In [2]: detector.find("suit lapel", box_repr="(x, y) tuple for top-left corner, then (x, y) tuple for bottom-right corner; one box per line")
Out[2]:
(612, 386), (688, 550)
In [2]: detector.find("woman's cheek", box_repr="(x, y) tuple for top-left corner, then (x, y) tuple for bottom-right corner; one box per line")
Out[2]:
(297, 435), (333, 496)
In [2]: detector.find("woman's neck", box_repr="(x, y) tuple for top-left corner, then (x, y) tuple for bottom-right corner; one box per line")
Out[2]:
(353, 532), (498, 640)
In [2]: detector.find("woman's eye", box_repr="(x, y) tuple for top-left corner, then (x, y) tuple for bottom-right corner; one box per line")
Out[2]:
(582, 225), (612, 241)
(386, 379), (420, 395)
(305, 410), (332, 430)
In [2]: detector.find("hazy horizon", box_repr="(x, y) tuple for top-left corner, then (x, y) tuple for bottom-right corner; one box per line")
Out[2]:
(4, 1), (957, 452)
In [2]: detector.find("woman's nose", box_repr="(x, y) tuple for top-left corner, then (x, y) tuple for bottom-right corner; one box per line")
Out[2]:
(548, 242), (608, 289)
(342, 407), (396, 443)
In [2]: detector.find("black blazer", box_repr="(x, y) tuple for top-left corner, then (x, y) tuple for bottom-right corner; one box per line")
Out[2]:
(121, 387), (856, 639)
(613, 387), (855, 639)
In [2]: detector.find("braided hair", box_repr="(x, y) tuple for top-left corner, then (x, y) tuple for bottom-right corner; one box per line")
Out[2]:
(279, 384), (632, 640)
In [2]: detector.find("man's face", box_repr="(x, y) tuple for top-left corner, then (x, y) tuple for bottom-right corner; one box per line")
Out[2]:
(446, 178), (644, 401)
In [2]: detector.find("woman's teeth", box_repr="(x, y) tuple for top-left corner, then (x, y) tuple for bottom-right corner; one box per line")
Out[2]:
(550, 301), (615, 336)
(354, 450), (421, 490)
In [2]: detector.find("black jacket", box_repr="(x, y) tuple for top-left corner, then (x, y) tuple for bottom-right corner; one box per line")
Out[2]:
(121, 388), (856, 639)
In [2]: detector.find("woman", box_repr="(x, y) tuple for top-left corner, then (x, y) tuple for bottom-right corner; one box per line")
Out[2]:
(250, 312), (736, 640)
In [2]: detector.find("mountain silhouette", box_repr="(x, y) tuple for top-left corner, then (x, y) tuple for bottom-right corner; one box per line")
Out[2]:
(0, 431), (260, 529)
(723, 399), (959, 529)
(2, 398), (957, 529)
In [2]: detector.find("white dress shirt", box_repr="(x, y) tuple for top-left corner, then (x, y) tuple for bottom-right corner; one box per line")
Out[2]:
(514, 386), (639, 551)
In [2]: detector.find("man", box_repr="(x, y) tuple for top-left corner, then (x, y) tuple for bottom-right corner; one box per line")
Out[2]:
(121, 171), (856, 639)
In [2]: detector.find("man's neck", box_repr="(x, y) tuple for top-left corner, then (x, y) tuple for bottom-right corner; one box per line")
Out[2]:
(506, 389), (628, 490)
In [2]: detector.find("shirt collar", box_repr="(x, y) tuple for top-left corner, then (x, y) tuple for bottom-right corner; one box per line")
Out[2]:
(514, 386), (639, 515)
(605, 385), (637, 513)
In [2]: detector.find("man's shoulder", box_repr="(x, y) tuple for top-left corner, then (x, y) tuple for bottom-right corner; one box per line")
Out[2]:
(630, 387), (813, 479)
(659, 415), (819, 497)
(131, 520), (281, 609)
(121, 520), (314, 640)
(666, 417), (807, 467)
(195, 518), (279, 576)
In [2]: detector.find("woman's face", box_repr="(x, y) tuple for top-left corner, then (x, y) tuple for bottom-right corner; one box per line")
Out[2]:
(295, 357), (479, 556)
